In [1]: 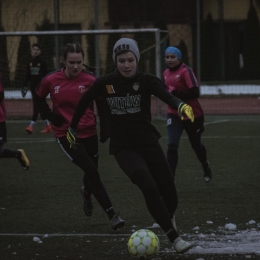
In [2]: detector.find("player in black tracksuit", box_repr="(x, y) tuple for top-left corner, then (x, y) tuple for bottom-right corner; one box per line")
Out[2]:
(22, 43), (50, 134)
(67, 38), (194, 253)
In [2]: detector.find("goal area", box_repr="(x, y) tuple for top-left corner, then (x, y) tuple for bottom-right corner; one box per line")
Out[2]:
(0, 28), (171, 119)
(1, 28), (260, 119)
(0, 28), (168, 86)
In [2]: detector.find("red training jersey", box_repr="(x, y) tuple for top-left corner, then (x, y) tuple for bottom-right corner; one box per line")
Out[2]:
(36, 68), (97, 138)
(163, 63), (203, 119)
(0, 75), (6, 122)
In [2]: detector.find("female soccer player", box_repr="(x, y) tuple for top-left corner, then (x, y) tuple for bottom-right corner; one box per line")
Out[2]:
(0, 73), (29, 169)
(163, 46), (212, 182)
(33, 43), (125, 231)
(67, 38), (194, 253)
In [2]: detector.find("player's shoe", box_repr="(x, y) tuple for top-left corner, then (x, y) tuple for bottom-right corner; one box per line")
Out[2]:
(173, 237), (192, 253)
(17, 149), (30, 170)
(80, 186), (93, 217)
(110, 213), (126, 231)
(41, 125), (52, 133)
(203, 161), (212, 183)
(26, 125), (33, 134)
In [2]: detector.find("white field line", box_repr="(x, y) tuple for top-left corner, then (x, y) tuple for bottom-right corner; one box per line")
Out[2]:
(8, 138), (55, 144)
(0, 233), (130, 237)
(7, 119), (260, 144)
(1, 231), (260, 255)
(161, 135), (260, 140)
(8, 135), (260, 144)
(161, 119), (260, 139)
(204, 119), (229, 125)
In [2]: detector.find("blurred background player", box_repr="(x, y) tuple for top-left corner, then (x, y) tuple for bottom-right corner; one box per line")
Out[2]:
(21, 43), (51, 134)
(0, 73), (29, 170)
(33, 43), (125, 230)
(67, 38), (194, 253)
(163, 46), (212, 183)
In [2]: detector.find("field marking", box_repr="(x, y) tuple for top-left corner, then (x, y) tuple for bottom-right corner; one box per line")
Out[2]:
(161, 135), (260, 140)
(8, 135), (260, 144)
(1, 232), (260, 255)
(204, 119), (229, 125)
(202, 136), (260, 138)
(6, 119), (260, 144)
(0, 233), (130, 237)
(8, 138), (55, 144)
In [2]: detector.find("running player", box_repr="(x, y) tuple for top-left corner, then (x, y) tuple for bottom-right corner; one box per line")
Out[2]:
(33, 43), (125, 231)
(163, 46), (212, 182)
(0, 73), (29, 169)
(67, 38), (194, 253)
(22, 43), (51, 134)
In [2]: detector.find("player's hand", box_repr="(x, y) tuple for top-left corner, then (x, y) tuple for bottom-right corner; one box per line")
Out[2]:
(21, 87), (28, 98)
(178, 102), (194, 122)
(66, 127), (79, 149)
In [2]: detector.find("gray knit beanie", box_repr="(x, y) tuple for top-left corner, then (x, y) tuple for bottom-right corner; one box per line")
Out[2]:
(112, 38), (140, 63)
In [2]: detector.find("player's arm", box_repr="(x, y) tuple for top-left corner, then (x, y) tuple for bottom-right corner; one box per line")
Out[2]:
(171, 68), (199, 100)
(70, 80), (101, 129)
(95, 97), (109, 143)
(24, 63), (31, 86)
(68, 80), (101, 148)
(22, 63), (30, 97)
(33, 94), (63, 127)
(34, 79), (63, 127)
(149, 75), (194, 122)
(171, 87), (199, 100)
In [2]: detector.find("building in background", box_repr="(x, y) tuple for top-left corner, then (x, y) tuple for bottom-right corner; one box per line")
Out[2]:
(0, 0), (260, 87)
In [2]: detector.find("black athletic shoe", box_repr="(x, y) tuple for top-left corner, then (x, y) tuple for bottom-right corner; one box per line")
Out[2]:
(17, 149), (29, 170)
(80, 186), (93, 217)
(110, 213), (126, 231)
(203, 161), (212, 183)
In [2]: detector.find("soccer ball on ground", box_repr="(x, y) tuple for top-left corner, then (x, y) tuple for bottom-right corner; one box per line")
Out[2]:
(128, 229), (160, 259)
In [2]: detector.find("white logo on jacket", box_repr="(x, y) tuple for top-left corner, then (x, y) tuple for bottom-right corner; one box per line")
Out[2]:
(79, 85), (86, 93)
(106, 94), (141, 114)
(54, 86), (60, 94)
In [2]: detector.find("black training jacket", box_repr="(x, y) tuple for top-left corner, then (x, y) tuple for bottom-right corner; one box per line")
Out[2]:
(24, 56), (48, 90)
(71, 70), (183, 153)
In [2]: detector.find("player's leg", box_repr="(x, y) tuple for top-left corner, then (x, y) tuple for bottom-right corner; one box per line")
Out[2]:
(184, 117), (212, 182)
(0, 122), (29, 169)
(32, 97), (38, 123)
(140, 143), (178, 230)
(57, 136), (125, 230)
(26, 91), (37, 134)
(40, 119), (52, 133)
(1, 149), (30, 170)
(80, 135), (99, 216)
(143, 143), (178, 217)
(114, 148), (191, 253)
(166, 114), (184, 178)
(81, 135), (99, 168)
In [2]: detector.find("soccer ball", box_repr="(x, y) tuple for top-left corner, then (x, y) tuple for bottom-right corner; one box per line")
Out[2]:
(128, 229), (160, 259)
